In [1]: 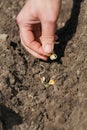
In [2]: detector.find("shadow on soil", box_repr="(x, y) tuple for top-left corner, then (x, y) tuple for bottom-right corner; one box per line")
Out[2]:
(55, 0), (83, 64)
(0, 104), (23, 130)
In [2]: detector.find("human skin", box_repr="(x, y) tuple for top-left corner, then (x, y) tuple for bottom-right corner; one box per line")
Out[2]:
(16, 0), (61, 60)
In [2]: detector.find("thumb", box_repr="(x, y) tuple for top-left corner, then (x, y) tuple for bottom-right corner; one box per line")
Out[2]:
(41, 21), (56, 53)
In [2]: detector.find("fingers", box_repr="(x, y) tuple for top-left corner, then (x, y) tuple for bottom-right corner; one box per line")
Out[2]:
(41, 21), (57, 53)
(18, 21), (57, 60)
(20, 34), (48, 60)
(33, 23), (41, 40)
(16, 0), (61, 60)
(20, 25), (58, 60)
(20, 26), (51, 57)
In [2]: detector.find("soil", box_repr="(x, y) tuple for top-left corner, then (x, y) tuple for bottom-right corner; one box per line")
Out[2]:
(0, 0), (87, 130)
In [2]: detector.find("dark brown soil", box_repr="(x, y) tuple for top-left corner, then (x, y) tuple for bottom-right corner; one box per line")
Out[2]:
(0, 0), (87, 130)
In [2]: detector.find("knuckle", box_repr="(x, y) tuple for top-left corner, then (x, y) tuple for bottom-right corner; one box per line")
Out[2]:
(48, 17), (56, 23)
(16, 14), (23, 25)
(43, 14), (57, 23)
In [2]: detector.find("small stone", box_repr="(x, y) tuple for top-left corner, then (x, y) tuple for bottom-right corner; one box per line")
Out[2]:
(77, 70), (80, 76)
(10, 76), (15, 85)
(0, 81), (6, 91)
(0, 34), (8, 41)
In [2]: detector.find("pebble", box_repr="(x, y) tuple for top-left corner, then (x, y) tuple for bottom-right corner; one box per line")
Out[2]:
(9, 76), (15, 85)
(0, 34), (8, 41)
(77, 70), (80, 76)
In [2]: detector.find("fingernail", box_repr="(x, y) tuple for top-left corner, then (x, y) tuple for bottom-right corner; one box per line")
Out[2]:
(44, 44), (52, 53)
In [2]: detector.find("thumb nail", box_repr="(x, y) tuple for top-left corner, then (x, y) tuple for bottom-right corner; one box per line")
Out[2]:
(43, 44), (53, 53)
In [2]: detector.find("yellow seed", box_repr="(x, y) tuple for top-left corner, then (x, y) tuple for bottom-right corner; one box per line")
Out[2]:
(48, 79), (55, 85)
(50, 53), (57, 60)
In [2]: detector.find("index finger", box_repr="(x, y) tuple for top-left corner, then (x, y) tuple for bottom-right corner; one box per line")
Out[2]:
(20, 26), (50, 56)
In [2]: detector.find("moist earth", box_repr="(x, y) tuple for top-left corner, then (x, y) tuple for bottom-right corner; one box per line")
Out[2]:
(0, 0), (87, 130)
